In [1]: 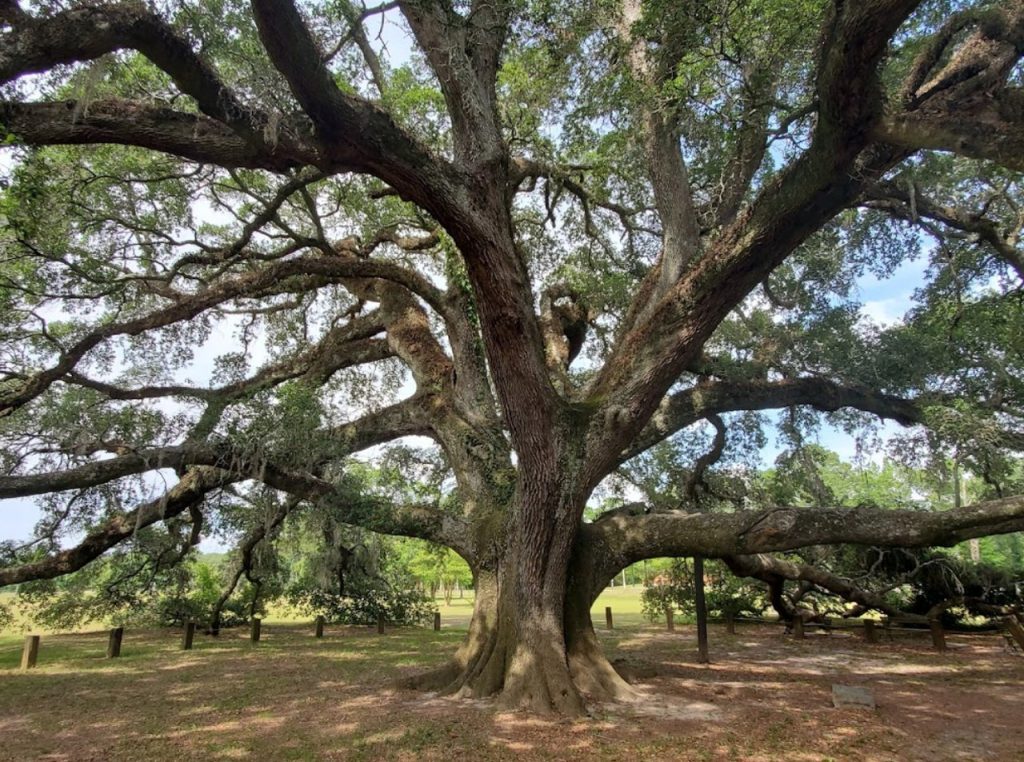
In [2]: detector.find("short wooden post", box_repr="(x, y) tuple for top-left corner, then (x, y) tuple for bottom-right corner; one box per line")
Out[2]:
(929, 618), (947, 652)
(21, 635), (40, 670)
(792, 618), (805, 639)
(250, 617), (261, 643)
(315, 616), (325, 638)
(1004, 616), (1024, 650)
(605, 606), (614, 630)
(182, 621), (196, 650)
(433, 612), (441, 631)
(694, 555), (709, 664)
(726, 613), (735, 635)
(377, 613), (385, 634)
(107, 627), (124, 658)
(666, 607), (675, 632)
(863, 619), (878, 644)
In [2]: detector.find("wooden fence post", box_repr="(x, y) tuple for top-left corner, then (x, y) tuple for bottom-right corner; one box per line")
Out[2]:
(21, 635), (40, 670)
(107, 627), (124, 658)
(433, 612), (441, 631)
(605, 606), (613, 630)
(315, 616), (325, 638)
(666, 607), (675, 632)
(182, 621), (196, 650)
(929, 618), (947, 652)
(792, 618), (805, 639)
(1005, 616), (1024, 650)
(377, 613), (385, 634)
(694, 555), (709, 664)
(251, 618), (261, 643)
(863, 619), (878, 644)
(725, 613), (735, 635)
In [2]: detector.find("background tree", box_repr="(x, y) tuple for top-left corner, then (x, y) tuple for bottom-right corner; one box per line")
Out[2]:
(2, 0), (1024, 715)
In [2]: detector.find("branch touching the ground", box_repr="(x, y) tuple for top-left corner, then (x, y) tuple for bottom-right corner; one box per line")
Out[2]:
(586, 495), (1024, 578)
(210, 496), (302, 633)
(723, 553), (909, 619)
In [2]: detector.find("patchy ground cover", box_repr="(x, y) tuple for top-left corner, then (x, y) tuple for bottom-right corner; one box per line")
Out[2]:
(0, 617), (1021, 761)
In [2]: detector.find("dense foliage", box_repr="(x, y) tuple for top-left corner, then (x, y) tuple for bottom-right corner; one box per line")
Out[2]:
(641, 558), (765, 621)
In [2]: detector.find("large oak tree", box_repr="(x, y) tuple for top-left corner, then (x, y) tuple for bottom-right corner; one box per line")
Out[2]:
(2, 0), (1024, 714)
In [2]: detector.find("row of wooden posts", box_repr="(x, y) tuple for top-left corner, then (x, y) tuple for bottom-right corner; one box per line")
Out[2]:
(20, 607), (1024, 669)
(603, 604), (1024, 656)
(18, 610), (445, 669)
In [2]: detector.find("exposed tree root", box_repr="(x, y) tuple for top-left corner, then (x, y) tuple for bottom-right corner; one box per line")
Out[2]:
(568, 624), (640, 703)
(405, 599), (635, 715)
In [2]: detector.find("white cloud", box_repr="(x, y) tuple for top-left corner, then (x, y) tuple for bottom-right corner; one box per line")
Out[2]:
(859, 296), (909, 327)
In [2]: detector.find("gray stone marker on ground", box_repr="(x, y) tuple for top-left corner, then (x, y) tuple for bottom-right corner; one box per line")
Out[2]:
(832, 684), (876, 710)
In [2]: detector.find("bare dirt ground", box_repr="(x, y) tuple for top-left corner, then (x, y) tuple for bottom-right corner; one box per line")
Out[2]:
(0, 622), (1021, 761)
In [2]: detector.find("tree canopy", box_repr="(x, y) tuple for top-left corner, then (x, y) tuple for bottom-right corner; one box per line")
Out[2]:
(2, 0), (1024, 714)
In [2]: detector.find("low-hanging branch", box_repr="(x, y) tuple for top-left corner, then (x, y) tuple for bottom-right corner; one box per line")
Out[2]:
(587, 495), (1024, 579)
(0, 467), (233, 587)
(723, 553), (912, 620)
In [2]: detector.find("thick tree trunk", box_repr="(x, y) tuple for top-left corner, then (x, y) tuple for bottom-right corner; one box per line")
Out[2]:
(565, 576), (640, 705)
(410, 562), (635, 715)
(407, 570), (579, 713)
(407, 492), (635, 715)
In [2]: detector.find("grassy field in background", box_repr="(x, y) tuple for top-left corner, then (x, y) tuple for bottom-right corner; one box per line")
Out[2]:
(424, 585), (657, 629)
(1, 585), (661, 641)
